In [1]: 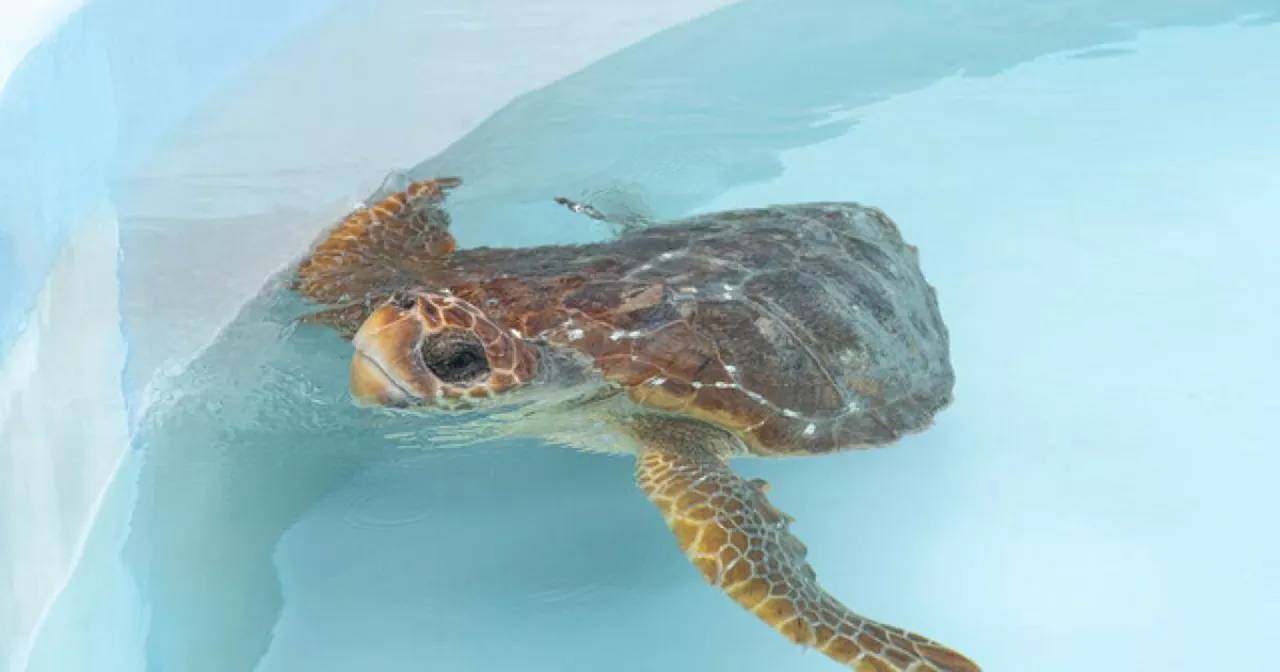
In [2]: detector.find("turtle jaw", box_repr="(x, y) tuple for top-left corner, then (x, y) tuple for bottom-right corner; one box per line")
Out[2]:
(349, 302), (439, 407)
(350, 350), (417, 407)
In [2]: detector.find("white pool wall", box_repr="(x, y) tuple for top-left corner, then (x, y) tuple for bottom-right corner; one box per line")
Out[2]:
(0, 1), (734, 669)
(2, 4), (113, 667)
(0, 210), (129, 672)
(0, 1), (341, 666)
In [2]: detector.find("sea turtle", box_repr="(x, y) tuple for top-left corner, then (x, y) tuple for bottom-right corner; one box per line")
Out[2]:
(293, 177), (979, 671)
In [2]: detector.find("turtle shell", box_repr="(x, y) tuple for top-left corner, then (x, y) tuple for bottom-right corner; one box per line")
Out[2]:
(295, 192), (953, 456)
(449, 203), (954, 456)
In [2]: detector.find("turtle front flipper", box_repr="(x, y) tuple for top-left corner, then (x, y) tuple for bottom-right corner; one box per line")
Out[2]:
(294, 176), (462, 335)
(629, 416), (979, 672)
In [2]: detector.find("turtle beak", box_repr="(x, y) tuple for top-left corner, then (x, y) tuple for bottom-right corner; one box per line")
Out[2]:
(350, 351), (412, 407)
(349, 303), (431, 407)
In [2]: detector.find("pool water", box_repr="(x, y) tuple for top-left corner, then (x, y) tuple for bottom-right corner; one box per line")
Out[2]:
(20, 1), (1280, 670)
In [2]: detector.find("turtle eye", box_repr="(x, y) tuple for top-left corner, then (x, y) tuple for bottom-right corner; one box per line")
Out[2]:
(419, 333), (490, 384)
(392, 293), (418, 310)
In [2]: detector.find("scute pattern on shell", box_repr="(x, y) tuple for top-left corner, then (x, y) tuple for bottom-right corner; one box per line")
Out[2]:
(524, 203), (953, 455)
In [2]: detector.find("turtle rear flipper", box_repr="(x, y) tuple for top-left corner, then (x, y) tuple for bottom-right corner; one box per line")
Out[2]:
(294, 176), (462, 335)
(630, 416), (980, 672)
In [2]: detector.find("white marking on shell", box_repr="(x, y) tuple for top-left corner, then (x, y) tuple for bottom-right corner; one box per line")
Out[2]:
(649, 376), (667, 386)
(722, 284), (735, 292)
(690, 381), (703, 389)
(660, 252), (676, 260)
(746, 391), (767, 403)
(637, 263), (654, 272)
(509, 329), (524, 338)
(782, 408), (801, 418)
(609, 330), (628, 341)
(566, 328), (584, 341)
(688, 473), (712, 489)
(724, 364), (738, 374)
(712, 381), (735, 389)
(678, 286), (698, 294)
(722, 293), (733, 300)
(845, 400), (862, 412)
(803, 423), (817, 437)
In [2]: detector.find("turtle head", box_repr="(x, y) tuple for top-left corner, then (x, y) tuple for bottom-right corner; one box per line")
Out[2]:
(348, 290), (539, 410)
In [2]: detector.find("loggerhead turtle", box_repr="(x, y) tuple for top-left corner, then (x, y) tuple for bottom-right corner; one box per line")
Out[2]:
(293, 177), (979, 671)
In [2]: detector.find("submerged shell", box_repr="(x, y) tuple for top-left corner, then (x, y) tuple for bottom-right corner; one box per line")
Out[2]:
(452, 203), (953, 456)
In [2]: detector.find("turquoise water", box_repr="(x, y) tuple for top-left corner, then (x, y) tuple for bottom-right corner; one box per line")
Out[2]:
(19, 1), (1280, 670)
(0, 0), (340, 364)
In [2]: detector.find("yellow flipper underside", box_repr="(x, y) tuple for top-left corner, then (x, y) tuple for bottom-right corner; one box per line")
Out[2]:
(632, 418), (980, 671)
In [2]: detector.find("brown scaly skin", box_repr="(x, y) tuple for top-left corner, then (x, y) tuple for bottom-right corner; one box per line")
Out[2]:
(294, 176), (461, 332)
(632, 416), (978, 672)
(295, 176), (459, 301)
(294, 177), (979, 670)
(349, 292), (538, 408)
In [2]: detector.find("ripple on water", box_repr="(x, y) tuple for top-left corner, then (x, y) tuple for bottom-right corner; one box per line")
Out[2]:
(339, 474), (437, 531)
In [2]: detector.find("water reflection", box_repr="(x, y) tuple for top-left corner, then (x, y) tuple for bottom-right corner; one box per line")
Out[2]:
(123, 1), (1272, 670)
(404, 0), (1278, 247)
